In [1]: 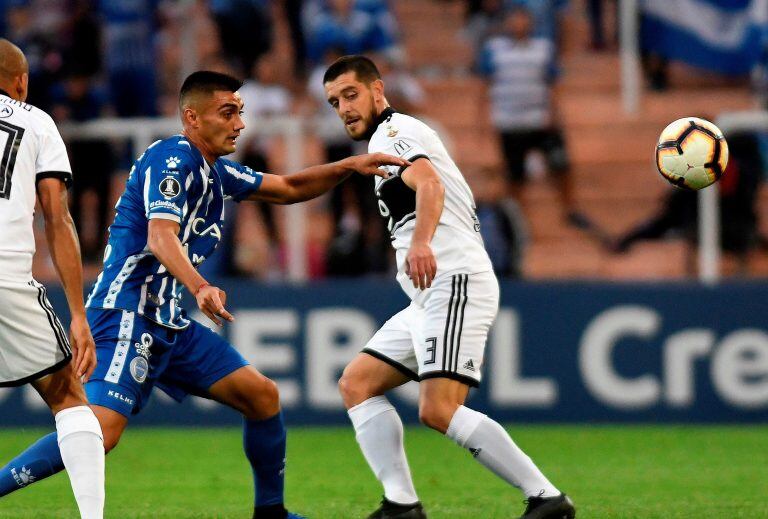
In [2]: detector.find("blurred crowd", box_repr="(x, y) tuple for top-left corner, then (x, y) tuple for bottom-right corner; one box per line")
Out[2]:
(3, 0), (767, 282)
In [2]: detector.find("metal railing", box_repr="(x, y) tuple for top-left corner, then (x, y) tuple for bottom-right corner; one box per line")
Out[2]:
(60, 115), (308, 281)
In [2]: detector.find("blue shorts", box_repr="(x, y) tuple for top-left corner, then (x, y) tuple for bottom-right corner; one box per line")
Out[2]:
(85, 308), (248, 417)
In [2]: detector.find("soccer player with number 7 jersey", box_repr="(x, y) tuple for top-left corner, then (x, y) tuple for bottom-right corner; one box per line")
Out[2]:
(0, 39), (105, 519)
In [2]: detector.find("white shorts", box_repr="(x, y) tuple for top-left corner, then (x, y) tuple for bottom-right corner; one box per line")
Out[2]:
(0, 279), (71, 387)
(363, 270), (499, 387)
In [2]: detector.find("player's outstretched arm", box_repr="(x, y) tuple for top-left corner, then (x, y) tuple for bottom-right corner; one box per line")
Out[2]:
(37, 178), (97, 380)
(247, 152), (409, 204)
(147, 219), (234, 326)
(402, 158), (445, 290)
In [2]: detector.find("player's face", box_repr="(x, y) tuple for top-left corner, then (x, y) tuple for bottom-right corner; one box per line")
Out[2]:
(324, 72), (380, 141)
(197, 90), (245, 157)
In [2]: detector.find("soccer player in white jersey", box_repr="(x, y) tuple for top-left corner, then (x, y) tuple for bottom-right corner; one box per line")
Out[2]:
(324, 55), (576, 519)
(0, 39), (105, 518)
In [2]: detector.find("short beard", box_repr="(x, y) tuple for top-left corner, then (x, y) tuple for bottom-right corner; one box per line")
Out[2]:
(358, 112), (379, 141)
(349, 128), (368, 142)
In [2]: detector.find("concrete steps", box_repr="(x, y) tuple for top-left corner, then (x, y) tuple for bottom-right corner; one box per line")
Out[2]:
(382, 0), (759, 279)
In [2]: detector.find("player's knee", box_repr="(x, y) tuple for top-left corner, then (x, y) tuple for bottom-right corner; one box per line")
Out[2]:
(262, 377), (280, 407)
(418, 401), (453, 433)
(242, 377), (280, 420)
(338, 369), (370, 408)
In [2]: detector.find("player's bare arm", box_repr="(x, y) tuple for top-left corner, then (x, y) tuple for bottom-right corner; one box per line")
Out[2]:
(147, 218), (233, 326)
(401, 157), (444, 290)
(36, 177), (97, 380)
(248, 153), (408, 204)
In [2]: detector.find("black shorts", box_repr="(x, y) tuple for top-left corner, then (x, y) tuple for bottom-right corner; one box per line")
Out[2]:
(499, 128), (570, 183)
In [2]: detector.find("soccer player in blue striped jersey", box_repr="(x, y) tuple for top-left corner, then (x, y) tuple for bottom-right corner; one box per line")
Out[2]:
(0, 70), (407, 519)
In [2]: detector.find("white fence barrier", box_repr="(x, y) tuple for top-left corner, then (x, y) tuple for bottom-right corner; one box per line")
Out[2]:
(60, 115), (308, 281)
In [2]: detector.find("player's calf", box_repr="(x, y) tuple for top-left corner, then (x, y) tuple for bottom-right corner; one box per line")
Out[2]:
(90, 405), (129, 454)
(209, 366), (280, 420)
(417, 399), (459, 434)
(209, 367), (291, 516)
(417, 377), (470, 434)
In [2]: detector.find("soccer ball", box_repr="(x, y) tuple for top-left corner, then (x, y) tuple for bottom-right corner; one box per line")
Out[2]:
(655, 117), (729, 190)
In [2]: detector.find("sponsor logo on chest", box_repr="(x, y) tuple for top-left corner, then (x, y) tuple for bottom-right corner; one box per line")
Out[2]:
(191, 217), (221, 239)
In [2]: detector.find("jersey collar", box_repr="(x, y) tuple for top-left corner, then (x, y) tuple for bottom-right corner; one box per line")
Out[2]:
(366, 106), (396, 140)
(0, 88), (10, 99)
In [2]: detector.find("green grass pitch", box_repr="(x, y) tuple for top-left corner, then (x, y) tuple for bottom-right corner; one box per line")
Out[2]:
(0, 425), (766, 518)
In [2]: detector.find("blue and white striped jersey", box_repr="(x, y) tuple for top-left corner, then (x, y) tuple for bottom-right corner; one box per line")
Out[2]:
(86, 135), (263, 329)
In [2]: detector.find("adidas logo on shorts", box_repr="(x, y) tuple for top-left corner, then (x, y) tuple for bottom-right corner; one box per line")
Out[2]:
(463, 359), (475, 371)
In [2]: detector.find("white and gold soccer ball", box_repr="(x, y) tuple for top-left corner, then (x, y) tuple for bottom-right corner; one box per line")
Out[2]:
(655, 117), (729, 190)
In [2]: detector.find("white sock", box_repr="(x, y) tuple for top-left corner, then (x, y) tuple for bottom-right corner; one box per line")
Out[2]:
(446, 405), (559, 498)
(56, 406), (105, 519)
(348, 396), (419, 504)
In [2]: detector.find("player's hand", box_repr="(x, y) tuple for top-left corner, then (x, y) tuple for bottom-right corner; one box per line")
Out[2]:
(69, 314), (97, 382)
(405, 241), (437, 290)
(196, 284), (234, 326)
(346, 153), (411, 178)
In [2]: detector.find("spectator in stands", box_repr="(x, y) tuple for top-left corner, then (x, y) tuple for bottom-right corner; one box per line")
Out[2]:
(609, 133), (765, 273)
(478, 6), (589, 228)
(209, 0), (273, 77)
(473, 167), (529, 278)
(638, 9), (670, 91)
(464, 0), (506, 51)
(303, 0), (401, 65)
(282, 0), (309, 79)
(509, 0), (569, 51)
(62, 0), (102, 77)
(586, 0), (616, 51)
(50, 72), (115, 261)
(99, 0), (159, 117)
(5, 3), (65, 112)
(236, 53), (294, 271)
(239, 54), (294, 174)
(374, 53), (426, 115)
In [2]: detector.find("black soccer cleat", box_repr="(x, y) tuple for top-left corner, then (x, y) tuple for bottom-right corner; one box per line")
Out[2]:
(367, 496), (427, 519)
(519, 493), (576, 519)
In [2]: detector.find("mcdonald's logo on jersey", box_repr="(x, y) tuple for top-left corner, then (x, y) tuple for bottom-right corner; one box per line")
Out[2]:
(393, 139), (412, 156)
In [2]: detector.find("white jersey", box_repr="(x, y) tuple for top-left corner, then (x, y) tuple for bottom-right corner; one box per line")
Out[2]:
(0, 91), (72, 281)
(368, 109), (493, 299)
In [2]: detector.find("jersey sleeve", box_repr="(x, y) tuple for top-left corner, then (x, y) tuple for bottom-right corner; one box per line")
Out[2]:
(219, 159), (264, 202)
(143, 150), (194, 223)
(35, 114), (73, 187)
(370, 120), (430, 164)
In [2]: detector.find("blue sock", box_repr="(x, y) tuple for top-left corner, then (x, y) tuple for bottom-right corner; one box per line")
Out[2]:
(244, 412), (286, 508)
(0, 432), (64, 497)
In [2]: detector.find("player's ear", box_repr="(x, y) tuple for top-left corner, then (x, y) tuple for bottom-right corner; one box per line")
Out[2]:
(15, 72), (28, 102)
(182, 107), (198, 128)
(372, 78), (385, 100)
